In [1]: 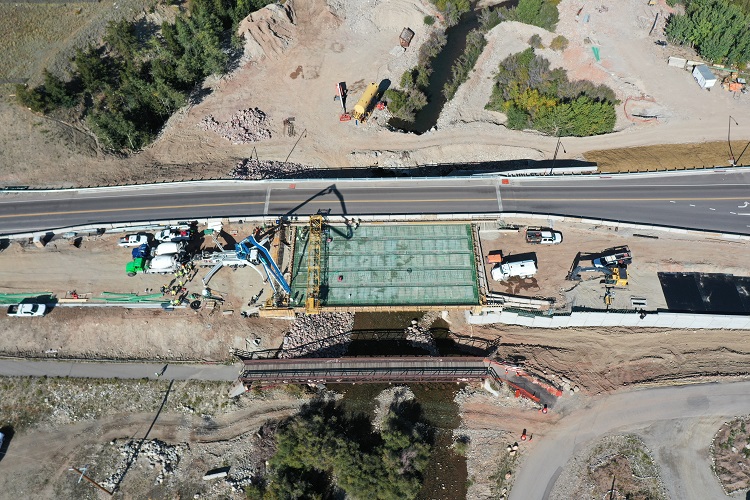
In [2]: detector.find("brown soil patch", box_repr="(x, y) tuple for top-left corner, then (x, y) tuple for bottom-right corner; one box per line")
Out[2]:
(585, 141), (750, 173)
(551, 434), (666, 500)
(712, 417), (750, 493)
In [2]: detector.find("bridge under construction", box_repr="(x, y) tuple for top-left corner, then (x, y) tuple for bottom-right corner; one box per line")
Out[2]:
(239, 356), (560, 407)
(289, 222), (481, 312)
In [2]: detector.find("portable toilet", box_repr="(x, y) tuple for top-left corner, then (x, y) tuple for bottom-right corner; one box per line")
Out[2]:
(692, 64), (717, 89)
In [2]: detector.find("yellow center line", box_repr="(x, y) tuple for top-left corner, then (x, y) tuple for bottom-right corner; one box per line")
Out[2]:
(0, 198), (499, 219)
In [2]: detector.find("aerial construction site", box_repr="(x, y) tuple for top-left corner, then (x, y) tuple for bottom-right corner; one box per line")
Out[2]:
(2, 0), (750, 498)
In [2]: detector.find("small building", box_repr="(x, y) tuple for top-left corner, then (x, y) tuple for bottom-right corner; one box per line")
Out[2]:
(692, 64), (717, 89)
(399, 27), (415, 48)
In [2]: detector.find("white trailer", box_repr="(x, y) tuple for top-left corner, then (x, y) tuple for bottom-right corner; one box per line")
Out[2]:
(692, 64), (717, 89)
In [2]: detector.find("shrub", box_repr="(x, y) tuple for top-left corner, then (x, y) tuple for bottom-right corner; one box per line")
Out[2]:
(424, 15), (435, 25)
(529, 34), (544, 49)
(443, 29), (487, 99)
(665, 0), (750, 65)
(499, 0), (560, 31)
(15, 85), (46, 113)
(487, 48), (616, 136)
(550, 35), (568, 51)
(479, 7), (503, 31)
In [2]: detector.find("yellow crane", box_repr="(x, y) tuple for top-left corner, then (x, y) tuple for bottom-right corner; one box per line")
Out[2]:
(305, 215), (323, 314)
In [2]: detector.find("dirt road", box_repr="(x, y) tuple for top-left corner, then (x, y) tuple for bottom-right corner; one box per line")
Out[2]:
(510, 380), (750, 500)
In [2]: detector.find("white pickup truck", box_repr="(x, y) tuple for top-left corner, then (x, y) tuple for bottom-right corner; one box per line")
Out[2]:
(7, 303), (46, 317)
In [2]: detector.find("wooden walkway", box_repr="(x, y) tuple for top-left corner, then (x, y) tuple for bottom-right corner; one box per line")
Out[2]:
(240, 356), (560, 406)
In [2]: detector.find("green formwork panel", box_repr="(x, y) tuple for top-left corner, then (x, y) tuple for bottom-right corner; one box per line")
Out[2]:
(290, 224), (479, 307)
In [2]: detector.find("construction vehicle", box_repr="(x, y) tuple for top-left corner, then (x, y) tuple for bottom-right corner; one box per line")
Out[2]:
(592, 246), (632, 267)
(126, 255), (180, 276)
(491, 259), (537, 281)
(236, 233), (291, 294)
(351, 82), (379, 122)
(568, 264), (628, 287)
(525, 228), (563, 244)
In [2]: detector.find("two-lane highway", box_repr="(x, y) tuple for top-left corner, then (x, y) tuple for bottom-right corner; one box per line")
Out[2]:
(0, 170), (748, 235)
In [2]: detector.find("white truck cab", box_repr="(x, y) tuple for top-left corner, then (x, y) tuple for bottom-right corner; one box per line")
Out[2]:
(491, 260), (538, 281)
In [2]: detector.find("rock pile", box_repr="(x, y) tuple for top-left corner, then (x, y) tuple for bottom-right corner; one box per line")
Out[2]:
(199, 108), (271, 144)
(102, 439), (183, 490)
(405, 318), (438, 355)
(230, 158), (317, 180)
(280, 312), (354, 358)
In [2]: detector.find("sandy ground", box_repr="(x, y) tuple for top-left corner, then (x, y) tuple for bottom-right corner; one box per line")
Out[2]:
(2, 0), (750, 187)
(478, 219), (750, 310)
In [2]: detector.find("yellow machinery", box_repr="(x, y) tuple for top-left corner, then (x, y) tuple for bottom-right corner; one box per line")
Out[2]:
(305, 215), (323, 314)
(604, 266), (628, 287)
(351, 82), (379, 122)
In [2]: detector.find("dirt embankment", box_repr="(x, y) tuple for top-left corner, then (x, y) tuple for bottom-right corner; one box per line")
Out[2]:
(475, 324), (750, 394)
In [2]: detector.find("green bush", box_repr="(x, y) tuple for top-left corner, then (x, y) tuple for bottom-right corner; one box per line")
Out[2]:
(479, 8), (503, 31)
(430, 0), (471, 26)
(665, 0), (750, 65)
(424, 15), (435, 25)
(15, 0), (273, 152)
(255, 401), (432, 499)
(529, 34), (544, 48)
(487, 47), (616, 136)
(498, 0), (560, 31)
(550, 35), (568, 51)
(443, 29), (487, 99)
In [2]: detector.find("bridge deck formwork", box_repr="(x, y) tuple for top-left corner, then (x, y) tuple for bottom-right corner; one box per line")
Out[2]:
(289, 224), (479, 308)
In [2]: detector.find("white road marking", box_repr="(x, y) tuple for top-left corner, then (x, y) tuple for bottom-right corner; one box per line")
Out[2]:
(669, 200), (675, 203)
(496, 182), (503, 212)
(740, 202), (750, 208)
(709, 208), (716, 211)
(689, 204), (696, 207)
(730, 212), (737, 215)
(264, 188), (271, 215)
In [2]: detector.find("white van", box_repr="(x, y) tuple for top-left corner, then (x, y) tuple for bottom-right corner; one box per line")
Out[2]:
(491, 260), (537, 281)
(154, 241), (185, 256)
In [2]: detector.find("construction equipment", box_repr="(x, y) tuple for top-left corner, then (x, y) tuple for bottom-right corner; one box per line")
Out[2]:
(305, 215), (324, 314)
(569, 264), (629, 287)
(592, 246), (632, 267)
(568, 247), (631, 287)
(236, 233), (291, 295)
(126, 255), (180, 276)
(351, 82), (379, 122)
(336, 82), (351, 121)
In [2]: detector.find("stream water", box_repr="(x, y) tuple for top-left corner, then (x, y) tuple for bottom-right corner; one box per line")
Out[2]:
(389, 10), (481, 134)
(332, 312), (469, 498)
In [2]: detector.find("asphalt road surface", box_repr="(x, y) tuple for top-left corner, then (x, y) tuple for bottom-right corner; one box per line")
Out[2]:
(0, 358), (242, 380)
(511, 380), (750, 500)
(0, 169), (748, 235)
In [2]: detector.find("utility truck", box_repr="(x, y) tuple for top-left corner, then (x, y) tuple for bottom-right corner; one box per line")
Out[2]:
(126, 255), (180, 276)
(491, 260), (537, 281)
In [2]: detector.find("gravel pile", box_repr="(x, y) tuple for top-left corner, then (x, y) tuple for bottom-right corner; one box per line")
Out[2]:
(405, 319), (438, 355)
(280, 312), (355, 358)
(230, 158), (319, 180)
(101, 438), (184, 490)
(199, 108), (271, 144)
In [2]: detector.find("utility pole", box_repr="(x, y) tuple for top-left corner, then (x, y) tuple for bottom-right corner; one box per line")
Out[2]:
(69, 466), (114, 496)
(551, 136), (566, 171)
(728, 115), (739, 166)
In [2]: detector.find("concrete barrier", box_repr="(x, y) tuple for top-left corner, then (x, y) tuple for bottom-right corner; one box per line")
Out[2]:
(467, 310), (750, 329)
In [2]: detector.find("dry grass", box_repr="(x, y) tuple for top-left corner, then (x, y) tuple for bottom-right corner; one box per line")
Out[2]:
(0, 0), (151, 86)
(583, 141), (750, 173)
